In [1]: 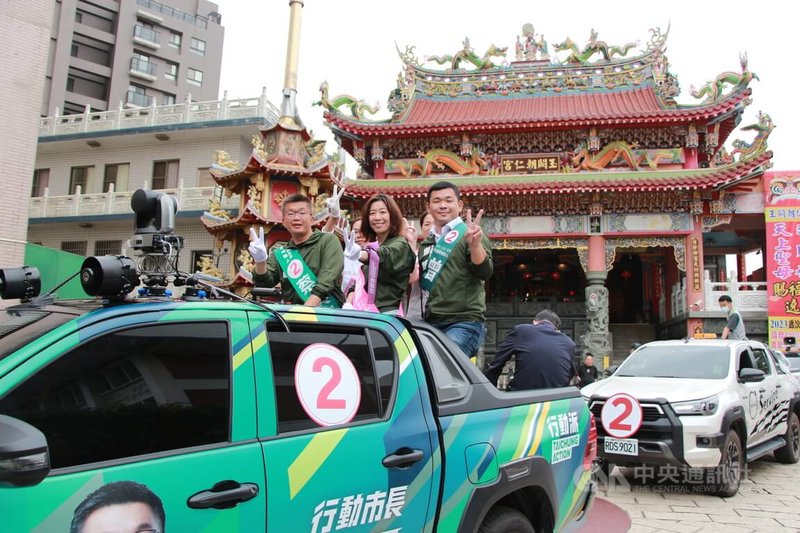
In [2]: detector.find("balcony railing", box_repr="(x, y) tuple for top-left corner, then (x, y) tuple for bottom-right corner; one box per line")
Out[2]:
(39, 89), (280, 136)
(130, 57), (157, 77)
(136, 0), (209, 28)
(704, 270), (768, 312)
(126, 90), (151, 107)
(30, 182), (238, 218)
(133, 25), (160, 46)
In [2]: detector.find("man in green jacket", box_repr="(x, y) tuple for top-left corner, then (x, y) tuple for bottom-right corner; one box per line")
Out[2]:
(419, 181), (493, 358)
(249, 193), (344, 307)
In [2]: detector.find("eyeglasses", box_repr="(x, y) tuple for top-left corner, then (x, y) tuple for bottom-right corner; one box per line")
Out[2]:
(284, 210), (310, 219)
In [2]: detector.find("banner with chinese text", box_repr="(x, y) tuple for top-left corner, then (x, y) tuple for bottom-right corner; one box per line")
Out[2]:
(765, 173), (800, 349)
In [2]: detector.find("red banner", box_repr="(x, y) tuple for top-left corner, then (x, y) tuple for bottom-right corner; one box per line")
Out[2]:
(765, 172), (800, 348)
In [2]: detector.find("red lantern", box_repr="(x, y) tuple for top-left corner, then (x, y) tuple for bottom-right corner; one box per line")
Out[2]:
(620, 269), (633, 280)
(550, 271), (561, 281)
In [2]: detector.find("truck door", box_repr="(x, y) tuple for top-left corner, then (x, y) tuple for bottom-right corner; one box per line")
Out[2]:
(751, 346), (789, 440)
(0, 311), (266, 532)
(250, 313), (437, 532)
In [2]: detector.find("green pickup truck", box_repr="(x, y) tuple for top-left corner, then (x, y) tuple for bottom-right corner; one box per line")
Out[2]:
(0, 270), (596, 532)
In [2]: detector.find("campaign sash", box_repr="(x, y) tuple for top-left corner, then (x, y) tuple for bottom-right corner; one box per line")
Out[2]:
(274, 247), (341, 308)
(420, 222), (467, 292)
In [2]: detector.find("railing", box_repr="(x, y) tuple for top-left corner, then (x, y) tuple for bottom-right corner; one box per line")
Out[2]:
(133, 24), (160, 44)
(130, 57), (157, 76)
(39, 89), (280, 136)
(136, 0), (209, 28)
(29, 182), (238, 218)
(704, 270), (768, 312)
(671, 278), (688, 318)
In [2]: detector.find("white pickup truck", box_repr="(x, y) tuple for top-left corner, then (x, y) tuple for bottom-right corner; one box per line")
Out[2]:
(581, 339), (800, 496)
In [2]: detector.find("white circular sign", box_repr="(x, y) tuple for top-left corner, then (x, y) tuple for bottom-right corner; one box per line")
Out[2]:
(444, 230), (459, 244)
(287, 259), (304, 279)
(600, 393), (643, 439)
(294, 343), (361, 427)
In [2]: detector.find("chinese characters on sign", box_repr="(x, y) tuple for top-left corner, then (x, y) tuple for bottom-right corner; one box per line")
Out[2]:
(500, 154), (561, 173)
(311, 486), (408, 533)
(764, 174), (800, 349)
(546, 411), (581, 464)
(691, 237), (701, 292)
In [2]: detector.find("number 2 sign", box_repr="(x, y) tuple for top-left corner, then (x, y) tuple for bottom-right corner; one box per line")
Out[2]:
(294, 343), (362, 427)
(600, 393), (643, 439)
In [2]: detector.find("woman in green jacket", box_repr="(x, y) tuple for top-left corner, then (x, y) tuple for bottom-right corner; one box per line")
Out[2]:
(344, 193), (415, 314)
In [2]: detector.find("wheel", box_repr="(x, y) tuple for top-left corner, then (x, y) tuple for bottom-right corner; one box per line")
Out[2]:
(478, 505), (535, 533)
(706, 429), (743, 497)
(775, 412), (800, 464)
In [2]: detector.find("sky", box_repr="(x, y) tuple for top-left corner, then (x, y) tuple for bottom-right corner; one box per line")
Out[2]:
(213, 0), (799, 172)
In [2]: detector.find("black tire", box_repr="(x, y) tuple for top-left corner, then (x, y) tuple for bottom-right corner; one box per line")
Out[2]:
(478, 505), (535, 533)
(706, 429), (743, 497)
(775, 412), (800, 464)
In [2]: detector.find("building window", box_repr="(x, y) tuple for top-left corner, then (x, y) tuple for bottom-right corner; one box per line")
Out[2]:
(103, 163), (129, 192)
(70, 44), (78, 57)
(66, 77), (75, 92)
(165, 62), (178, 81)
(0, 322), (231, 469)
(61, 241), (88, 256)
(168, 31), (181, 49)
(163, 93), (176, 105)
(94, 240), (122, 256)
(31, 169), (50, 197)
(74, 11), (83, 23)
(197, 167), (214, 188)
(69, 166), (93, 194)
(187, 68), (203, 87)
(190, 37), (206, 56)
(152, 159), (179, 189)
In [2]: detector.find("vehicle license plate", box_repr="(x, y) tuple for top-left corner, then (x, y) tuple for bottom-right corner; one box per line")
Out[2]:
(604, 437), (638, 456)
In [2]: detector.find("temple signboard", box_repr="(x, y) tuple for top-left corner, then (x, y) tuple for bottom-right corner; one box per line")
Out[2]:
(500, 154), (561, 173)
(764, 173), (800, 349)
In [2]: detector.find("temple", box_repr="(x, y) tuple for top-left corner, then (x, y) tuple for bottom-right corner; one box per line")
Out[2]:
(320, 25), (775, 364)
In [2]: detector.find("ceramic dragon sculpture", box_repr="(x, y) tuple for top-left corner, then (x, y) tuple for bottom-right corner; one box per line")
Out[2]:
(554, 29), (638, 63)
(570, 141), (677, 171)
(394, 148), (488, 177)
(426, 38), (508, 70)
(730, 111), (774, 161)
(690, 53), (758, 102)
(313, 81), (379, 120)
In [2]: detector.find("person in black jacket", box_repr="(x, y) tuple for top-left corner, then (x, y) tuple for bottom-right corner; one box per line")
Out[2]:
(484, 310), (576, 390)
(577, 353), (599, 388)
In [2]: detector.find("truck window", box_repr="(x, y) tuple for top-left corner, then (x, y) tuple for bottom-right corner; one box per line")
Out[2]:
(416, 330), (469, 403)
(0, 322), (231, 470)
(751, 348), (773, 374)
(267, 325), (388, 433)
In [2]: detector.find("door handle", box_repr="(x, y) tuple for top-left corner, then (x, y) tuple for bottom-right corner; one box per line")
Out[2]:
(187, 480), (259, 510)
(382, 448), (424, 469)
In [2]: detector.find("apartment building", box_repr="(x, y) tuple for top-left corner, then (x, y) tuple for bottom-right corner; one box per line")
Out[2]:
(29, 91), (280, 275)
(44, 0), (224, 116)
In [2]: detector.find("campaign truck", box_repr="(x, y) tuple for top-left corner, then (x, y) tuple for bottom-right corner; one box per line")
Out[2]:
(0, 191), (595, 533)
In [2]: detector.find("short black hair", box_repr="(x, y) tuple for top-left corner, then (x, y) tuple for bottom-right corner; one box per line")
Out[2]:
(71, 481), (165, 533)
(534, 309), (561, 329)
(281, 193), (312, 212)
(427, 181), (460, 202)
(718, 295), (732, 303)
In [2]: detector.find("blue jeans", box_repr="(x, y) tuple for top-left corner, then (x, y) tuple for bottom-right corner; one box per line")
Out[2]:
(431, 321), (486, 359)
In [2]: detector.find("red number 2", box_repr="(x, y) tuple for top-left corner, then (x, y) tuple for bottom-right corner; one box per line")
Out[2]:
(314, 357), (346, 409)
(609, 397), (633, 432)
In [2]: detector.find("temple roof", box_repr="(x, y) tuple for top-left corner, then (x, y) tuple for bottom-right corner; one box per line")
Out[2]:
(321, 26), (755, 139)
(344, 151), (772, 198)
(326, 86), (750, 136)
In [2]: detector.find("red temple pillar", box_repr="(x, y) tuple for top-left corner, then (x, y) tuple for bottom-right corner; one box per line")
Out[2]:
(737, 253), (746, 282)
(683, 147), (699, 169)
(373, 160), (386, 180)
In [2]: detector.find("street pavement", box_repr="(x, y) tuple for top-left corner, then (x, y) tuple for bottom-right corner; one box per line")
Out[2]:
(597, 455), (800, 532)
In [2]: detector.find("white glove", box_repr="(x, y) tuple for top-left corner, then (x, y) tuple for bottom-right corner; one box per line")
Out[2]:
(325, 184), (345, 219)
(248, 227), (268, 263)
(343, 227), (362, 261)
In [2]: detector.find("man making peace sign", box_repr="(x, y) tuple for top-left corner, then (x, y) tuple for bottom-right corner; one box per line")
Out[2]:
(418, 181), (493, 359)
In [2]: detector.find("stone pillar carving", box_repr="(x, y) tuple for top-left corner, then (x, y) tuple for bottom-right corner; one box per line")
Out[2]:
(583, 271), (612, 370)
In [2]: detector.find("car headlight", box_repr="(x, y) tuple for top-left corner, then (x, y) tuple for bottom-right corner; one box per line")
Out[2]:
(672, 395), (719, 416)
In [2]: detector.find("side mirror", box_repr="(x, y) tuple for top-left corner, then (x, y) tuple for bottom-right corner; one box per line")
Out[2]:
(0, 415), (50, 488)
(738, 368), (766, 383)
(605, 365), (619, 377)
